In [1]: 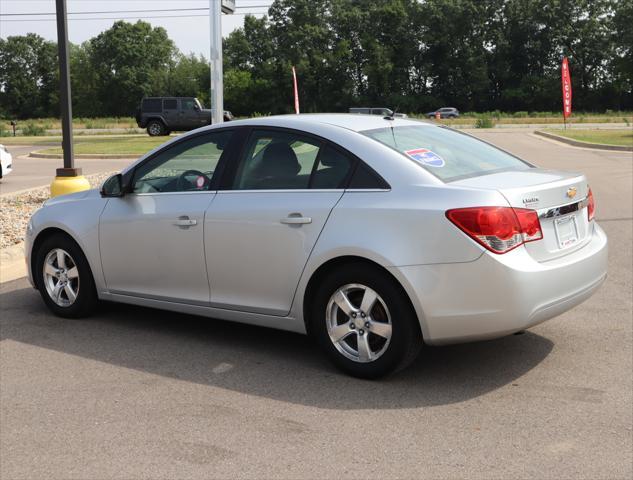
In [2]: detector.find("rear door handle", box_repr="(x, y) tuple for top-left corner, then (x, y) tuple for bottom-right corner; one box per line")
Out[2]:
(281, 214), (312, 225)
(174, 215), (197, 228)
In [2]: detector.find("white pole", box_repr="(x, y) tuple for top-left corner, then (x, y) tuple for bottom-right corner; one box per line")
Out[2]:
(209, 0), (223, 124)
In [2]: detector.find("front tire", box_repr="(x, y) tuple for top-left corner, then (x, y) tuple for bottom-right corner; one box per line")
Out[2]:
(310, 264), (422, 379)
(34, 233), (98, 318)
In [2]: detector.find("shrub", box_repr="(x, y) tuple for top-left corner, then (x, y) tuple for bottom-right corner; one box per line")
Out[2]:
(513, 111), (529, 118)
(22, 122), (45, 136)
(84, 119), (107, 129)
(475, 116), (495, 128)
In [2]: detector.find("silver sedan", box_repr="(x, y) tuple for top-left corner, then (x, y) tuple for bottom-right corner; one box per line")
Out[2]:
(25, 115), (608, 378)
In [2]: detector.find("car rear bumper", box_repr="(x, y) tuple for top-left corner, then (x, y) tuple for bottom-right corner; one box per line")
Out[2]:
(389, 223), (608, 345)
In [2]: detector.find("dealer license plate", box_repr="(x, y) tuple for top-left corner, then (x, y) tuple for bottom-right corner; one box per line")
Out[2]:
(554, 215), (579, 249)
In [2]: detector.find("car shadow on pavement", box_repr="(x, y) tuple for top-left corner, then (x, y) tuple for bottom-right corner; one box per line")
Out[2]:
(1, 281), (554, 409)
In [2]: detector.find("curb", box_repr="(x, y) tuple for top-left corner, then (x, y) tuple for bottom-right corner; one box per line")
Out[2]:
(29, 151), (138, 160)
(534, 130), (633, 152)
(0, 242), (27, 283)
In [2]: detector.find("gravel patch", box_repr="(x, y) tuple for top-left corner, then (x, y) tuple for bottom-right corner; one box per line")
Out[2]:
(0, 171), (115, 249)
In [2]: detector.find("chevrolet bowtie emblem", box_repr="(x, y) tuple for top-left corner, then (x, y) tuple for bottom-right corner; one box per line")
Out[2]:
(567, 187), (577, 199)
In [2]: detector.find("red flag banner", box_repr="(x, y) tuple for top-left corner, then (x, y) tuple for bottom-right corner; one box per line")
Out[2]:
(292, 66), (300, 114)
(561, 57), (572, 118)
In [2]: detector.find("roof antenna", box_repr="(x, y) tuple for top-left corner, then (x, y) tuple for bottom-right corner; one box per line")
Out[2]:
(384, 106), (398, 121)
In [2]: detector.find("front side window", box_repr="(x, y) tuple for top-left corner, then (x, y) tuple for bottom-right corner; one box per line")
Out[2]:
(362, 125), (532, 182)
(182, 98), (196, 110)
(133, 131), (233, 193)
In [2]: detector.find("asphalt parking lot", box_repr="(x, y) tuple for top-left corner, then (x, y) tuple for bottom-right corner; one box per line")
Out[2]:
(1, 132), (631, 479)
(0, 145), (132, 194)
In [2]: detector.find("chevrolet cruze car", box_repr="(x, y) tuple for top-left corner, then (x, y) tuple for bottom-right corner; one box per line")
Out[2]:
(25, 115), (608, 378)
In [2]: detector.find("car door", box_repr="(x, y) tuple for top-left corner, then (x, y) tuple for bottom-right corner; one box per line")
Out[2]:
(180, 98), (207, 130)
(99, 130), (235, 304)
(204, 128), (355, 316)
(162, 97), (179, 129)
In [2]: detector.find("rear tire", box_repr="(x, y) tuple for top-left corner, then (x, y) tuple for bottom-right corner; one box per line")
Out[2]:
(147, 120), (165, 136)
(34, 233), (98, 318)
(309, 264), (422, 379)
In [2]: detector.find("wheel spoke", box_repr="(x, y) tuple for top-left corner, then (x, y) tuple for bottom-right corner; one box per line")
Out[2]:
(360, 288), (378, 314)
(357, 333), (372, 362)
(368, 320), (392, 339)
(66, 266), (79, 279)
(52, 282), (64, 302)
(56, 250), (67, 269)
(44, 263), (58, 277)
(330, 321), (353, 343)
(333, 290), (356, 317)
(64, 285), (77, 303)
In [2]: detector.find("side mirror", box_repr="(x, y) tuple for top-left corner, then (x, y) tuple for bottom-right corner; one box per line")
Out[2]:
(101, 173), (124, 197)
(193, 104), (200, 111)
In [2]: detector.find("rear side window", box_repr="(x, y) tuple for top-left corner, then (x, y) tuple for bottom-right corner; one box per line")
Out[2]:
(230, 130), (356, 190)
(362, 125), (532, 182)
(232, 130), (320, 190)
(311, 146), (353, 189)
(163, 98), (177, 110)
(142, 98), (161, 112)
(349, 162), (389, 189)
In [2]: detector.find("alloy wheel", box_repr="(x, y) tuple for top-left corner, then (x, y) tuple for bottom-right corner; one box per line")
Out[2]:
(325, 283), (392, 363)
(149, 123), (161, 135)
(43, 248), (80, 307)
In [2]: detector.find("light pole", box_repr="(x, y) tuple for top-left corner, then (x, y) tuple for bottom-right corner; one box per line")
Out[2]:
(51, 0), (89, 197)
(209, 0), (235, 125)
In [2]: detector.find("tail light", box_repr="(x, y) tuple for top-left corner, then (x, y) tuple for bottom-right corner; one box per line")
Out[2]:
(446, 206), (543, 254)
(587, 188), (595, 221)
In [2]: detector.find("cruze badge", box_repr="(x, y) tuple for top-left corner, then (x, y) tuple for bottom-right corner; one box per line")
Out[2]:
(522, 196), (539, 207)
(567, 187), (577, 199)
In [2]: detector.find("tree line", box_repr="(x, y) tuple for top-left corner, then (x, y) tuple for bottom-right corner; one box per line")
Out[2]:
(0, 0), (631, 119)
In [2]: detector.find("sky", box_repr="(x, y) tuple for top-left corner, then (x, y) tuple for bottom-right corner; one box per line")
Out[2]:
(0, 0), (273, 57)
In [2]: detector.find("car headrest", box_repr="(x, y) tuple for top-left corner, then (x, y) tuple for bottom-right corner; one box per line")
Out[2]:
(261, 143), (300, 177)
(319, 149), (346, 168)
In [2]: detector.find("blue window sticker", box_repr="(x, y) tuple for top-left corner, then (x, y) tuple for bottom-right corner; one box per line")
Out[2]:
(404, 148), (445, 167)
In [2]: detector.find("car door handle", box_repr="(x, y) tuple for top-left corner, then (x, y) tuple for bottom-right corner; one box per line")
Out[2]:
(281, 214), (312, 225)
(174, 216), (197, 228)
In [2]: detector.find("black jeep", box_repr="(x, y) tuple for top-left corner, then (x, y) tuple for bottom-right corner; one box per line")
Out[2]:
(136, 97), (233, 136)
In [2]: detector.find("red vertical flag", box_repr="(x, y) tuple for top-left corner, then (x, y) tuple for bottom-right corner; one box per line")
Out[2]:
(292, 66), (300, 114)
(561, 57), (572, 118)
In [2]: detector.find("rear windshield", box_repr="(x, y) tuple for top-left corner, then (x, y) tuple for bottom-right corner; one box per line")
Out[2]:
(362, 125), (532, 182)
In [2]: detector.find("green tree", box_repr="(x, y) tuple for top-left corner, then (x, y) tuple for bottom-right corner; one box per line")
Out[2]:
(70, 42), (100, 117)
(611, 0), (632, 108)
(88, 21), (177, 116)
(0, 34), (58, 118)
(166, 53), (209, 100)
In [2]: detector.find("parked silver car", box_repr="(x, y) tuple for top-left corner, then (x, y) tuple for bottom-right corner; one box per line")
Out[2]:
(0, 144), (13, 179)
(25, 114), (607, 378)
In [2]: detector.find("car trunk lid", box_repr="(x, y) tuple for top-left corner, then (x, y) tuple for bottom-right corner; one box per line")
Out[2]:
(452, 169), (592, 261)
